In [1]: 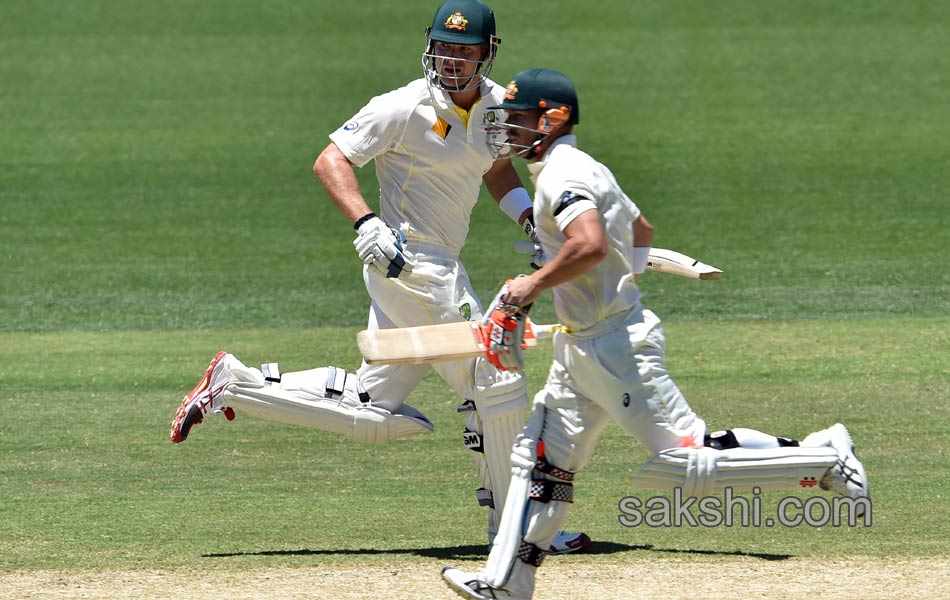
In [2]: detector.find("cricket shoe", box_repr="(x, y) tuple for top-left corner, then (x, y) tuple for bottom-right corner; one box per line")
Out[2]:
(442, 568), (528, 600)
(548, 530), (591, 555)
(818, 423), (870, 517)
(169, 351), (235, 444)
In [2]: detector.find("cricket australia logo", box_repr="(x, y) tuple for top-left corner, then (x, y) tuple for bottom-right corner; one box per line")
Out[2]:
(444, 12), (469, 31)
(504, 80), (518, 100)
(459, 302), (472, 321)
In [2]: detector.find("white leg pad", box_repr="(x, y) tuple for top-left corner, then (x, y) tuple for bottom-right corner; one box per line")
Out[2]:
(219, 361), (433, 444)
(484, 399), (547, 593)
(635, 446), (839, 496)
(470, 358), (529, 541)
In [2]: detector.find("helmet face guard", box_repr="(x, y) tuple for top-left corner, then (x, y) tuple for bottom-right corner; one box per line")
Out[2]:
(423, 0), (500, 93)
(486, 104), (571, 158)
(485, 68), (579, 158)
(421, 33), (499, 93)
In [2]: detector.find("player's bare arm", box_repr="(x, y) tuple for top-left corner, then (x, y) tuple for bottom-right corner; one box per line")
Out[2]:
(483, 158), (532, 225)
(632, 213), (654, 281)
(314, 141), (414, 277)
(633, 213), (654, 247)
(504, 208), (606, 306)
(313, 142), (373, 225)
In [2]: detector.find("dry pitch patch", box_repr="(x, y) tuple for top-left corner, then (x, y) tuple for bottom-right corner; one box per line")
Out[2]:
(3, 557), (946, 600)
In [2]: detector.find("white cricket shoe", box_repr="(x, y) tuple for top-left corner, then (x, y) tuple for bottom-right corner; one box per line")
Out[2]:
(548, 531), (591, 555)
(169, 351), (235, 443)
(817, 424), (870, 517)
(442, 568), (528, 600)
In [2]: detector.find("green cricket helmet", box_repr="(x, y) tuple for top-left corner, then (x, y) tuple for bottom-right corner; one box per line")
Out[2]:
(423, 0), (501, 92)
(487, 68), (579, 157)
(492, 68), (579, 124)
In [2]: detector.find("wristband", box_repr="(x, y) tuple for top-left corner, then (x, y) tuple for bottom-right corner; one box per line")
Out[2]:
(633, 246), (651, 274)
(353, 212), (377, 231)
(499, 187), (533, 224)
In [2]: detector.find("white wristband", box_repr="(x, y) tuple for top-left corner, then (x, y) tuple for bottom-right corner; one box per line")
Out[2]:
(633, 246), (651, 274)
(499, 187), (533, 224)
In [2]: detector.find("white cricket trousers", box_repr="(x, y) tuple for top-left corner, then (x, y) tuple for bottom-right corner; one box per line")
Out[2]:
(534, 307), (707, 475)
(357, 240), (486, 410)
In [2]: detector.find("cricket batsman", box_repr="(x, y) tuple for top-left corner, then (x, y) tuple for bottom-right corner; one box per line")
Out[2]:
(442, 68), (870, 599)
(168, 1), (588, 555)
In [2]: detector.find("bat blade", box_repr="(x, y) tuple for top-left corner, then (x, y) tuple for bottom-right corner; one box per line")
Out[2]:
(357, 320), (557, 365)
(514, 241), (722, 280)
(645, 248), (723, 280)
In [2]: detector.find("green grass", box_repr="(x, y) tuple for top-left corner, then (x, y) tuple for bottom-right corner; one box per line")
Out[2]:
(1, 319), (947, 570)
(1, 0), (948, 574)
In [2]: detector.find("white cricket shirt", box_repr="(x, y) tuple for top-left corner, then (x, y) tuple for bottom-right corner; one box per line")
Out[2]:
(329, 78), (507, 254)
(528, 135), (643, 332)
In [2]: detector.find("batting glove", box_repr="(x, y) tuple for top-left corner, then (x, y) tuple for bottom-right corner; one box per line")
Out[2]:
(482, 283), (530, 371)
(353, 215), (414, 278)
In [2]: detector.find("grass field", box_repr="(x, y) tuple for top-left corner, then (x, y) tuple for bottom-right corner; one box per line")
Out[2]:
(2, 1), (948, 598)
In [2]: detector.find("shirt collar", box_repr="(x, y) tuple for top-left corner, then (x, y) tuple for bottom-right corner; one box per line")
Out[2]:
(527, 134), (577, 180)
(428, 78), (490, 111)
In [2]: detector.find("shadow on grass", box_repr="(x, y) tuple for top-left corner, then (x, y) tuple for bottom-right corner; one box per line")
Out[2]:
(204, 541), (790, 562)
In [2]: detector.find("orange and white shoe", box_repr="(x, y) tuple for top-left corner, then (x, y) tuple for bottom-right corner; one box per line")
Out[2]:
(169, 351), (234, 443)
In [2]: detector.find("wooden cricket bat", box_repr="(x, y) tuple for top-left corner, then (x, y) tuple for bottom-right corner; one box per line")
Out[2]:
(513, 242), (722, 280)
(357, 319), (559, 365)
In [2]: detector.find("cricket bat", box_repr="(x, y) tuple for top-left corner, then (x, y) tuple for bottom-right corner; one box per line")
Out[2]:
(357, 319), (559, 365)
(513, 241), (722, 280)
(645, 248), (723, 280)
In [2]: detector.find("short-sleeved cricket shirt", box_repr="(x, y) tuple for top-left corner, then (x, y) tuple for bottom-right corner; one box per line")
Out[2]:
(330, 78), (507, 254)
(528, 135), (643, 332)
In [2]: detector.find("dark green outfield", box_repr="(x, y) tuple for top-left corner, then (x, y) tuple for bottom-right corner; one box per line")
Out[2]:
(0, 0), (947, 572)
(2, 1), (947, 331)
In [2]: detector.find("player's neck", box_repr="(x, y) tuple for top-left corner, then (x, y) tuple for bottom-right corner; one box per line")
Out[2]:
(449, 87), (480, 112)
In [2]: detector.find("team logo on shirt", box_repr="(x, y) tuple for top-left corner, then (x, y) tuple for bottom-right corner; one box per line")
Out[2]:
(444, 12), (469, 31)
(459, 303), (472, 321)
(343, 121), (359, 131)
(554, 190), (585, 217)
(504, 81), (518, 100)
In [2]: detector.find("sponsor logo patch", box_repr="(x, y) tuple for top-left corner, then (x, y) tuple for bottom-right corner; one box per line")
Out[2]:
(432, 116), (452, 140)
(343, 121), (359, 131)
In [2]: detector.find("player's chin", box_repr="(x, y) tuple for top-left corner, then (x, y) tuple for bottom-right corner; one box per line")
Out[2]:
(439, 74), (476, 89)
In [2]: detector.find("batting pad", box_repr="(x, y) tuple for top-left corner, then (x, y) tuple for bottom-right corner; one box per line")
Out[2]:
(634, 446), (839, 496)
(471, 358), (529, 541)
(221, 364), (433, 444)
(484, 398), (546, 589)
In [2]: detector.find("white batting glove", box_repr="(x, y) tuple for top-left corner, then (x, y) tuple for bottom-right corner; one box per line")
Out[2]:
(353, 215), (414, 278)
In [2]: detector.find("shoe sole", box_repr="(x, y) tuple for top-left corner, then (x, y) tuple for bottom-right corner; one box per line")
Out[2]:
(442, 568), (488, 600)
